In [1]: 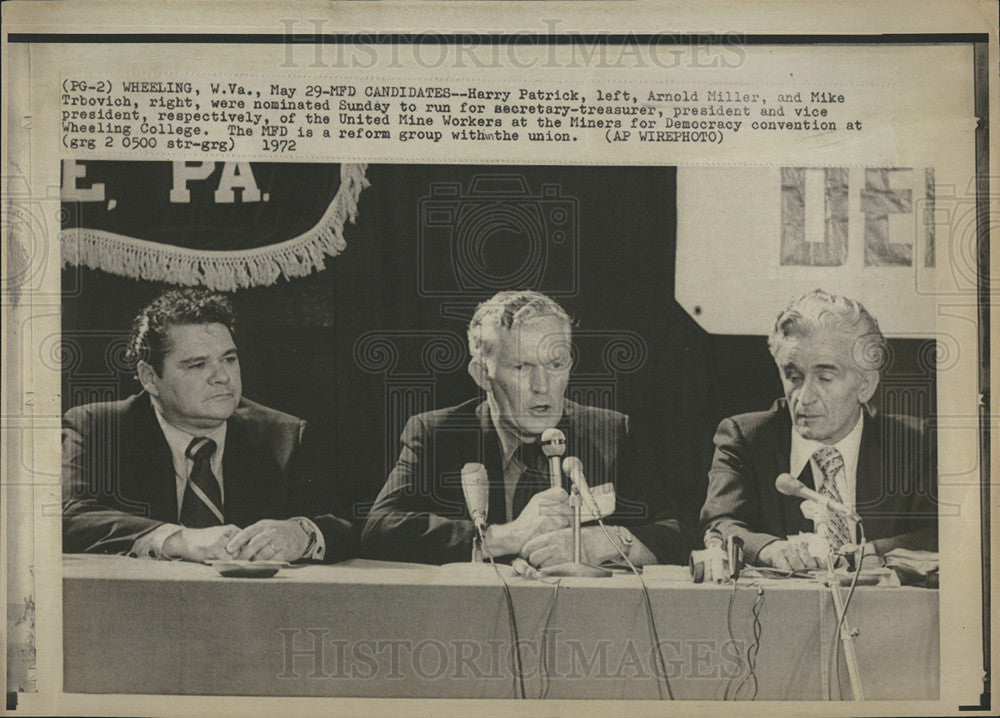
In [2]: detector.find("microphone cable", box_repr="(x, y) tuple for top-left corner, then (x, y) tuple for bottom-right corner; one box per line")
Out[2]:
(537, 579), (562, 700)
(724, 580), (765, 700)
(596, 518), (674, 700)
(826, 524), (866, 700)
(724, 581), (740, 700)
(478, 525), (526, 699)
(510, 558), (562, 698)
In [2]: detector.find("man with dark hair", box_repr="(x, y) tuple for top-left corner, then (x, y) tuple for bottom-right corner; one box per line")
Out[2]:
(362, 290), (691, 566)
(63, 288), (355, 563)
(699, 289), (937, 576)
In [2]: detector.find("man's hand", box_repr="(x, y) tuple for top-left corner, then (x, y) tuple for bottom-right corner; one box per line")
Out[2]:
(520, 526), (612, 568)
(482, 487), (571, 556)
(226, 518), (311, 562)
(162, 525), (240, 562)
(521, 526), (657, 568)
(757, 537), (825, 572)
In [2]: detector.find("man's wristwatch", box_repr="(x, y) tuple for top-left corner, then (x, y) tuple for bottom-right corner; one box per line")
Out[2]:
(615, 526), (634, 559)
(294, 517), (319, 559)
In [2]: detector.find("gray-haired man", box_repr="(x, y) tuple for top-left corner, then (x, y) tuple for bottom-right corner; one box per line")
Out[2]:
(362, 290), (691, 567)
(699, 289), (937, 573)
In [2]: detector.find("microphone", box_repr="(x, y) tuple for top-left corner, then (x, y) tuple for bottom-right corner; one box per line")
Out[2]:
(541, 428), (567, 489)
(461, 463), (489, 532)
(775, 472), (861, 522)
(562, 456), (601, 516)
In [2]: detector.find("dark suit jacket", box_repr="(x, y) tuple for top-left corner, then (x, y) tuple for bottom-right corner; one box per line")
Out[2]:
(62, 392), (356, 560)
(699, 399), (937, 562)
(361, 398), (691, 565)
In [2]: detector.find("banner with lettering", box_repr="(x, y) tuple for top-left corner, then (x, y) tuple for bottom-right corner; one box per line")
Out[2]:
(61, 161), (370, 291)
(674, 166), (952, 336)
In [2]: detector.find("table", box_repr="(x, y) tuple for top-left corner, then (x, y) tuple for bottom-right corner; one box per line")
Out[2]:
(63, 555), (939, 700)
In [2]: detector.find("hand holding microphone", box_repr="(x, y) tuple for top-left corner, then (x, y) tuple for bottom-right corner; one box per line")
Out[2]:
(464, 461), (571, 557)
(478, 485), (571, 557)
(562, 456), (601, 516)
(509, 487), (572, 541)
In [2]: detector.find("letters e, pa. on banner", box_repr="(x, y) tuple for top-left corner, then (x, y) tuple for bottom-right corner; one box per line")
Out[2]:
(674, 166), (965, 337)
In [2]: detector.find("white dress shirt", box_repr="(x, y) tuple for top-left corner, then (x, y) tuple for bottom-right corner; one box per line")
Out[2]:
(788, 410), (865, 540)
(155, 407), (228, 515)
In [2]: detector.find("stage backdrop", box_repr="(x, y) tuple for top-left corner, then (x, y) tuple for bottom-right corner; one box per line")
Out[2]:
(60, 162), (936, 522)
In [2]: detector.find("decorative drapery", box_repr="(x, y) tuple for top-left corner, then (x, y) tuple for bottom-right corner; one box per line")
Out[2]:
(61, 161), (370, 291)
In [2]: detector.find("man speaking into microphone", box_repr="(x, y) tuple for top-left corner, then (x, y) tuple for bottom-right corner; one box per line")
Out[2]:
(699, 290), (937, 576)
(361, 290), (690, 566)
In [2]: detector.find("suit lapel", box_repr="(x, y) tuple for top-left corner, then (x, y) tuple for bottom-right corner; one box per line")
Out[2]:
(756, 403), (815, 537)
(128, 393), (179, 522)
(855, 410), (882, 518)
(222, 412), (258, 526)
(770, 413), (810, 537)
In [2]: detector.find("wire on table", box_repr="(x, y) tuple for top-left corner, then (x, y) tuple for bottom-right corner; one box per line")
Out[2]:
(724, 580), (764, 700)
(478, 525), (526, 699)
(537, 579), (561, 700)
(595, 518), (674, 700)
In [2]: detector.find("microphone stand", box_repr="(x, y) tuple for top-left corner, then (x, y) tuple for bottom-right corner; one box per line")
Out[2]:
(471, 533), (484, 563)
(778, 471), (866, 699)
(540, 487), (612, 578)
(440, 521), (493, 572)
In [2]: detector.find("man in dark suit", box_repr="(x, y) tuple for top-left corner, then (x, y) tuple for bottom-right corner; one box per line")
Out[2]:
(699, 290), (937, 574)
(63, 288), (355, 563)
(361, 290), (690, 566)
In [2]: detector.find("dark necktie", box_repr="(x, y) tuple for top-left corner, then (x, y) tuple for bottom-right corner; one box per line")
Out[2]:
(180, 437), (223, 528)
(511, 441), (549, 519)
(812, 445), (854, 548)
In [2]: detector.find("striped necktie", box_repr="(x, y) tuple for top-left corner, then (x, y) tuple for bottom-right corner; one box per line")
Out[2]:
(180, 437), (223, 527)
(811, 445), (854, 548)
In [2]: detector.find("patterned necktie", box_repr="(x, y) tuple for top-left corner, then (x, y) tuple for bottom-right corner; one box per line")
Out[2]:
(511, 441), (549, 519)
(180, 437), (223, 527)
(811, 445), (854, 548)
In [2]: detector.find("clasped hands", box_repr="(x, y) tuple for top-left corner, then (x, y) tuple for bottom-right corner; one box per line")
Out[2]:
(482, 487), (623, 569)
(161, 518), (311, 563)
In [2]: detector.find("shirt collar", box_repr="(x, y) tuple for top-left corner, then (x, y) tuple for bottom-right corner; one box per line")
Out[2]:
(486, 395), (536, 466)
(151, 401), (228, 471)
(789, 408), (865, 479)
